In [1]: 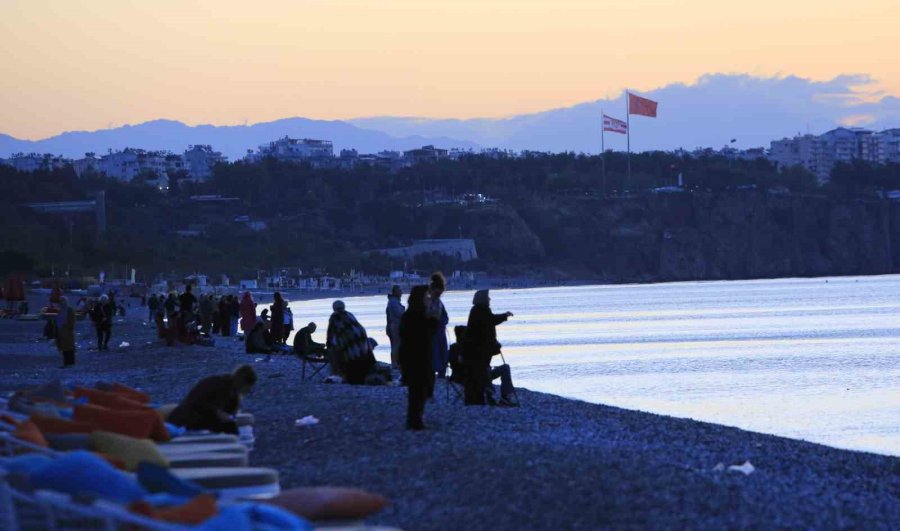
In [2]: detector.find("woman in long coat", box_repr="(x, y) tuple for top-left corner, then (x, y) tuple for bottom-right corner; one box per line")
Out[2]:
(399, 285), (438, 430)
(239, 291), (257, 333)
(55, 296), (76, 367)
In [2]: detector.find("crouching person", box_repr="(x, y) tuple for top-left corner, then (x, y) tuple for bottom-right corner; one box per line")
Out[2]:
(168, 365), (258, 435)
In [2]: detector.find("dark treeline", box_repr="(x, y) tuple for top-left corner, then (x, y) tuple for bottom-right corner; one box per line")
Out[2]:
(2, 152), (900, 281)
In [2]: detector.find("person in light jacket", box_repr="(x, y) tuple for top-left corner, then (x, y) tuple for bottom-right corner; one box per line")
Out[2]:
(385, 285), (405, 368)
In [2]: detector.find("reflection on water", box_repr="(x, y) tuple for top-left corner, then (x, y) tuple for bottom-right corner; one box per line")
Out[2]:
(290, 275), (900, 456)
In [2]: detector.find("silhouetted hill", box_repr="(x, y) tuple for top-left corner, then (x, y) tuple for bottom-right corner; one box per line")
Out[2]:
(0, 118), (481, 160)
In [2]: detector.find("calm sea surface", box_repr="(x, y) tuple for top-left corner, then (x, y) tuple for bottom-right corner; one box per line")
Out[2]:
(289, 275), (900, 456)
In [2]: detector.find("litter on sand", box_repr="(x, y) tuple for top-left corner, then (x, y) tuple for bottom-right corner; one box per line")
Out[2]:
(295, 416), (320, 427)
(727, 461), (755, 475)
(118, 341), (130, 348)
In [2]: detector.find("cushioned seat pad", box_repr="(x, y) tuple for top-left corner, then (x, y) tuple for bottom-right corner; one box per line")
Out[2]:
(172, 467), (279, 490)
(158, 442), (248, 456)
(166, 451), (248, 468)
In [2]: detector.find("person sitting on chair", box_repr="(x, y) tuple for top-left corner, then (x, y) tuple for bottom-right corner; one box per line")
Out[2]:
(168, 365), (258, 435)
(293, 322), (327, 357)
(245, 321), (275, 354)
(463, 289), (517, 406)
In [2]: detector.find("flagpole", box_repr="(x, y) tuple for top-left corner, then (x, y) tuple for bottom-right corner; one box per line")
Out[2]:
(626, 90), (631, 189)
(601, 108), (606, 198)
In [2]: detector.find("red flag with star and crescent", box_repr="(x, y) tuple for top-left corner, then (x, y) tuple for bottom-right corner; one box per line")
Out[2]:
(628, 92), (658, 117)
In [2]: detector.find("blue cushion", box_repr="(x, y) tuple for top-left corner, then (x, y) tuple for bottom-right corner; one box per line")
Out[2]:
(29, 451), (147, 503)
(137, 461), (206, 497)
(165, 422), (187, 437)
(0, 454), (54, 474)
(200, 503), (310, 531)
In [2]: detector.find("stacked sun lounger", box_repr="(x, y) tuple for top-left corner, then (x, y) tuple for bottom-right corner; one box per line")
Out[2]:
(0, 380), (393, 530)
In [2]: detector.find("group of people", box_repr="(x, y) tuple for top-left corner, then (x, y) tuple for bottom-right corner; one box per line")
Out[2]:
(390, 272), (517, 430)
(243, 291), (294, 355)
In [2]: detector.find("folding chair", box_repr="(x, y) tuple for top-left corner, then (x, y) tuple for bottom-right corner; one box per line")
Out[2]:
(299, 352), (330, 382)
(444, 361), (472, 404)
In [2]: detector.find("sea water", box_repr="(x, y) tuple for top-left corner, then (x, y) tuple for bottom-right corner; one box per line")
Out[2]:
(289, 275), (900, 456)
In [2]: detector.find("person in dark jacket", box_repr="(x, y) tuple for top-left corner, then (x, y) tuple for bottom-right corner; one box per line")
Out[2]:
(55, 296), (76, 367)
(399, 285), (438, 430)
(147, 294), (159, 322)
(246, 321), (275, 354)
(428, 273), (450, 378)
(168, 365), (258, 434)
(293, 322), (327, 356)
(90, 294), (114, 351)
(178, 284), (198, 319)
(164, 293), (178, 320)
(270, 292), (285, 346)
(464, 289), (515, 405)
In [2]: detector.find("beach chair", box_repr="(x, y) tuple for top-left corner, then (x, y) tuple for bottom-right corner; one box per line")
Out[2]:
(444, 361), (468, 404)
(298, 352), (330, 382)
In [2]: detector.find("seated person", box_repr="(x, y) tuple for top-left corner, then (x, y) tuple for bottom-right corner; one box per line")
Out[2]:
(344, 337), (378, 385)
(245, 321), (275, 354)
(451, 325), (514, 404)
(168, 365), (258, 435)
(293, 322), (327, 357)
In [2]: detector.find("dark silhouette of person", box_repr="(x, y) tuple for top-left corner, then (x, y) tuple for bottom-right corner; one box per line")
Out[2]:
(168, 365), (258, 435)
(270, 292), (285, 346)
(293, 322), (326, 357)
(399, 285), (438, 430)
(464, 289), (515, 405)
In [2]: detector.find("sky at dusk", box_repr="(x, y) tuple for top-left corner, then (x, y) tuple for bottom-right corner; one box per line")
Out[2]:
(1, 0), (898, 140)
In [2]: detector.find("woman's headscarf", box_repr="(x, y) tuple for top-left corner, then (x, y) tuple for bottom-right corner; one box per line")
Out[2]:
(472, 289), (490, 307)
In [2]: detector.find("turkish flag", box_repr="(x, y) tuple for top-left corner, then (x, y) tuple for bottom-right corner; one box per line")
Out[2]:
(628, 92), (658, 117)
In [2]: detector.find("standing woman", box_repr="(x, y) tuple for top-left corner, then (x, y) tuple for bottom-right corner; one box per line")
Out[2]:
(428, 272), (450, 379)
(239, 291), (257, 334)
(399, 285), (438, 430)
(385, 285), (405, 369)
(270, 292), (285, 346)
(55, 296), (76, 368)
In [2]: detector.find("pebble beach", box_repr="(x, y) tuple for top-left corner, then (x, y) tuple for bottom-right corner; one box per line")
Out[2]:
(1, 305), (898, 530)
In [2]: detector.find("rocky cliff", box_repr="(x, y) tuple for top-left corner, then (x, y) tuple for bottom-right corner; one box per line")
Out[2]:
(507, 192), (896, 282)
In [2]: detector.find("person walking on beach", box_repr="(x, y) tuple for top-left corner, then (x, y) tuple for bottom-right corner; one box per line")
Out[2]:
(90, 294), (114, 351)
(147, 294), (159, 322)
(428, 272), (450, 379)
(270, 292), (285, 346)
(55, 296), (76, 368)
(386, 285), (405, 369)
(239, 291), (257, 334)
(400, 285), (438, 430)
(464, 289), (516, 406)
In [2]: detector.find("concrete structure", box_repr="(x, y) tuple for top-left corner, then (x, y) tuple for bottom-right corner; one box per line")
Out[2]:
(183, 145), (227, 181)
(403, 145), (449, 165)
(377, 239), (478, 262)
(248, 137), (334, 164)
(769, 127), (884, 182)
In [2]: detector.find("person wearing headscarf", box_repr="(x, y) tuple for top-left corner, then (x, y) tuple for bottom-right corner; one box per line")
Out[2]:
(464, 289), (516, 405)
(385, 285), (405, 369)
(427, 272), (450, 378)
(55, 296), (76, 367)
(399, 285), (438, 429)
(90, 294), (114, 351)
(326, 300), (371, 378)
(239, 291), (257, 333)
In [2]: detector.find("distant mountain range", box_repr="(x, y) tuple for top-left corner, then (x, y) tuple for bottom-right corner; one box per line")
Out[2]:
(0, 118), (481, 161)
(2, 74), (899, 159)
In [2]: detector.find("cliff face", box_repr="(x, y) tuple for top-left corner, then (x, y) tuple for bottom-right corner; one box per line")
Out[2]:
(512, 192), (897, 282)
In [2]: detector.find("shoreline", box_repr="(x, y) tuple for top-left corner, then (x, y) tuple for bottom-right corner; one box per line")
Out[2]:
(0, 310), (897, 528)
